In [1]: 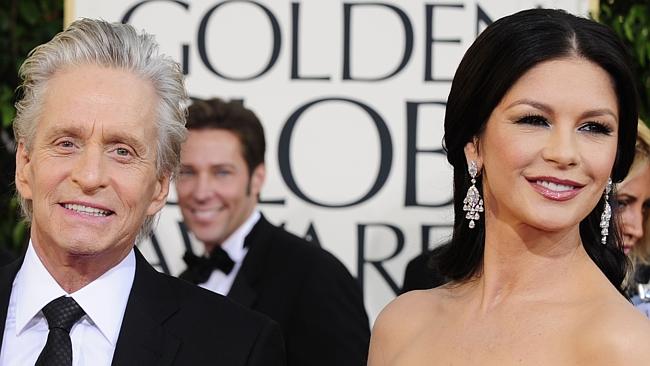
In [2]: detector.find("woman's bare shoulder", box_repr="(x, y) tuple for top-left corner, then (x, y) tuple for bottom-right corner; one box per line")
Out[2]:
(574, 298), (650, 364)
(377, 286), (457, 328)
(368, 287), (457, 365)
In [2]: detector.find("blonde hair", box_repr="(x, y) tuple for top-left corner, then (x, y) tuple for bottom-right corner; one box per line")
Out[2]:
(627, 121), (650, 264)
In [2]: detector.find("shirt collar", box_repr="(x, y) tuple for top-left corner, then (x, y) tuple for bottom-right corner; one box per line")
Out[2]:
(13, 241), (136, 345)
(219, 210), (260, 263)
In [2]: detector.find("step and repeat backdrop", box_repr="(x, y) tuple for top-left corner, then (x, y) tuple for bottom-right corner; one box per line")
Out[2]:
(67, 0), (592, 322)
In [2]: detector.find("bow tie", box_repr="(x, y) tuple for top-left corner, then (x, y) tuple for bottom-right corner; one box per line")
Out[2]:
(180, 246), (235, 285)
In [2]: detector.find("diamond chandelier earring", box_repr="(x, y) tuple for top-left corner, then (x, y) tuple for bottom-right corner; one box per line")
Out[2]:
(600, 178), (613, 245)
(463, 161), (483, 229)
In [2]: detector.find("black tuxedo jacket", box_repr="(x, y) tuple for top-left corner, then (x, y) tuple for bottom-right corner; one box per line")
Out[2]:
(0, 248), (286, 366)
(226, 216), (370, 366)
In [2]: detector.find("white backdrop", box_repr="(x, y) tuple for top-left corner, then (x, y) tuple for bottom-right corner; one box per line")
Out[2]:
(67, 0), (591, 322)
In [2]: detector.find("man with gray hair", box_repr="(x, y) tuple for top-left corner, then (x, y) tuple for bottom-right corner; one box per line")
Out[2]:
(1, 18), (285, 365)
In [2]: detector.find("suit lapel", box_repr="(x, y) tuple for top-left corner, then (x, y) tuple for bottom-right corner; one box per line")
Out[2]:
(0, 255), (25, 351)
(0, 248), (182, 364)
(227, 216), (274, 308)
(111, 248), (181, 366)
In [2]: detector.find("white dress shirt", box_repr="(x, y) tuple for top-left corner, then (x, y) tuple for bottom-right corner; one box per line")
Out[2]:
(0, 242), (136, 366)
(199, 210), (260, 295)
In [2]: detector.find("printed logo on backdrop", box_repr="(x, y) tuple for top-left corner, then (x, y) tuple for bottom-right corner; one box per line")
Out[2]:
(70, 0), (590, 321)
(121, 0), (488, 280)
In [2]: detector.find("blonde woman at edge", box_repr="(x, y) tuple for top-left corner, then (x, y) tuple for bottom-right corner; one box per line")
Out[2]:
(619, 122), (650, 316)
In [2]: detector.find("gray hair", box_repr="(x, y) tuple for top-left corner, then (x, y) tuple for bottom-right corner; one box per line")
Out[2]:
(13, 18), (187, 243)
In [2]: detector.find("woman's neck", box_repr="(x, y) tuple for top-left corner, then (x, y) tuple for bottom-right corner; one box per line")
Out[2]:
(471, 216), (596, 312)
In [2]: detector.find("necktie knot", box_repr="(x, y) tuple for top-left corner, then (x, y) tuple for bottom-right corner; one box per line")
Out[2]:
(42, 296), (85, 332)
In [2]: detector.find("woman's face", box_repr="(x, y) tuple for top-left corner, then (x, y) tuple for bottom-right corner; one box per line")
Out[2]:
(616, 162), (650, 254)
(465, 58), (619, 234)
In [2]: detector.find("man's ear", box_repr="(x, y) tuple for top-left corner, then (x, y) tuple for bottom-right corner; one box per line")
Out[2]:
(463, 137), (482, 169)
(250, 163), (266, 197)
(15, 140), (33, 200)
(146, 173), (170, 216)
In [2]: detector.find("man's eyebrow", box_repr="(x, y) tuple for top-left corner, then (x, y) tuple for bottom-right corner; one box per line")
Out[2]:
(179, 163), (236, 170)
(42, 125), (86, 140)
(103, 131), (149, 153)
(44, 125), (150, 156)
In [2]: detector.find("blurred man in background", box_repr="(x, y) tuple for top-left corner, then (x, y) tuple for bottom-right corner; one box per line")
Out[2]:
(177, 97), (370, 366)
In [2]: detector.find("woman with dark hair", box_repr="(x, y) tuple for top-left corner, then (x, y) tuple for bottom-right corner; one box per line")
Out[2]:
(368, 8), (650, 365)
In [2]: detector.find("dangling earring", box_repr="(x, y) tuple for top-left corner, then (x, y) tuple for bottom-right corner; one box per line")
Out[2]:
(600, 178), (612, 245)
(463, 161), (484, 229)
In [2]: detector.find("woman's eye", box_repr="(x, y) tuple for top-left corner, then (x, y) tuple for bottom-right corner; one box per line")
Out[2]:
(515, 115), (549, 126)
(614, 199), (628, 208)
(579, 122), (613, 135)
(179, 169), (194, 177)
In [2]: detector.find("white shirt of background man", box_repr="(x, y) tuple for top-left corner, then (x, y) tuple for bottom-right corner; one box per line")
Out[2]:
(198, 210), (260, 295)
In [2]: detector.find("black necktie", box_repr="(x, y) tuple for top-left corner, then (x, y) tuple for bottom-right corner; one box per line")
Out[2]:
(180, 246), (235, 284)
(36, 296), (86, 366)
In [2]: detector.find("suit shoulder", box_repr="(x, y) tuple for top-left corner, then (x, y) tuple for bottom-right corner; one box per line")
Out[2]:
(122, 257), (285, 365)
(159, 268), (273, 328)
(266, 224), (346, 270)
(258, 223), (362, 301)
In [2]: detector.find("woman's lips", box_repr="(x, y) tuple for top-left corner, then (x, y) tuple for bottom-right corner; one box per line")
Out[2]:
(527, 177), (584, 201)
(622, 240), (635, 254)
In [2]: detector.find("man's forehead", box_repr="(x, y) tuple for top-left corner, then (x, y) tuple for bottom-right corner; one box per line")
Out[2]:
(185, 129), (244, 151)
(45, 65), (156, 107)
(36, 65), (158, 140)
(181, 129), (246, 164)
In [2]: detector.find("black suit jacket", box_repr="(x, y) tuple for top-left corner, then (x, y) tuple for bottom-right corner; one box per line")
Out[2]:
(226, 216), (370, 366)
(401, 243), (450, 294)
(0, 248), (286, 366)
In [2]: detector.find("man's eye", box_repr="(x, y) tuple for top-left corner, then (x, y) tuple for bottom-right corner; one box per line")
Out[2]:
(58, 140), (74, 148)
(116, 147), (131, 156)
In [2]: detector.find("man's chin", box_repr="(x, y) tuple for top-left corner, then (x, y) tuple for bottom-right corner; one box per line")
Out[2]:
(64, 248), (105, 258)
(190, 226), (226, 244)
(56, 238), (133, 259)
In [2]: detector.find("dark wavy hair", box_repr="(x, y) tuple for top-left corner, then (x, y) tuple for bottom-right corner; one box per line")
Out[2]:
(437, 8), (638, 291)
(186, 97), (266, 174)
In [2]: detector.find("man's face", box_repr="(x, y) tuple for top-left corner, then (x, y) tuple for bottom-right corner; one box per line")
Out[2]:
(15, 64), (169, 266)
(176, 129), (265, 251)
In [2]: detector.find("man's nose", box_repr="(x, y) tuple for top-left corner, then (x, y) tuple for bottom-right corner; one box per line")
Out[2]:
(193, 173), (214, 201)
(70, 146), (108, 193)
